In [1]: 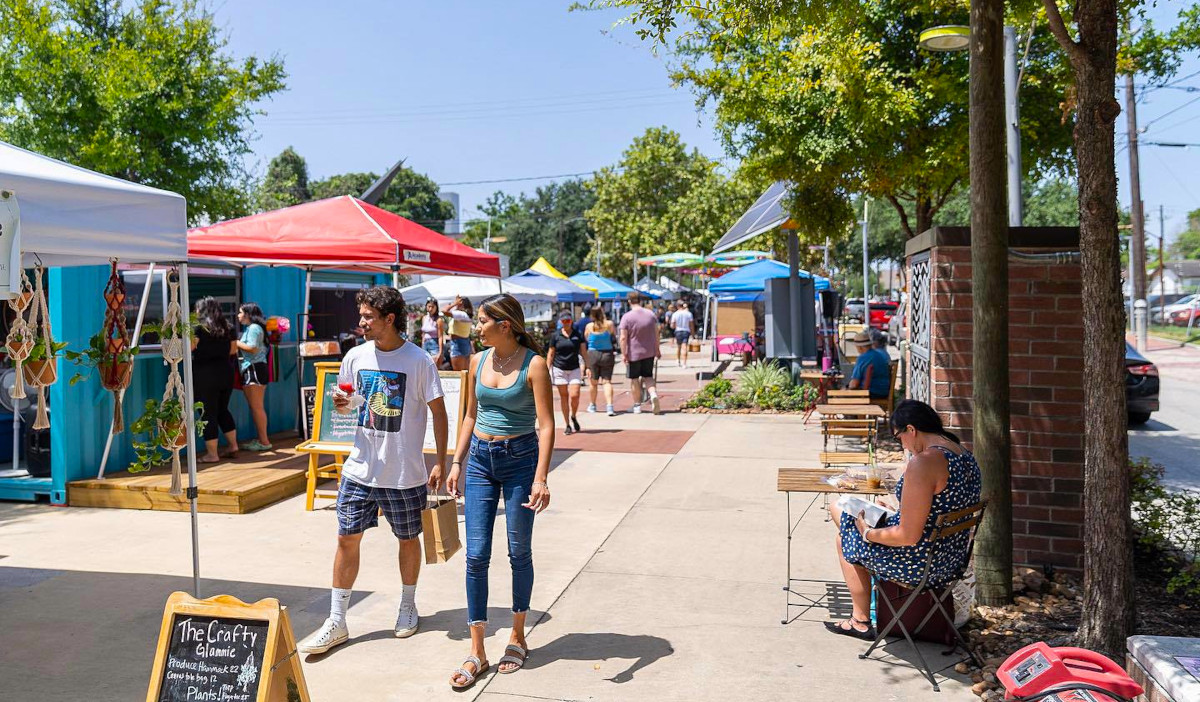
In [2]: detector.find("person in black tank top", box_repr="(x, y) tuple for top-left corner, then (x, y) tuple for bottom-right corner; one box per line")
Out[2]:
(546, 310), (586, 434)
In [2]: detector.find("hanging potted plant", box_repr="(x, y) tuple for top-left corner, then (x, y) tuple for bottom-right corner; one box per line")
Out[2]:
(65, 332), (138, 387)
(142, 313), (200, 361)
(23, 338), (68, 387)
(129, 398), (206, 472)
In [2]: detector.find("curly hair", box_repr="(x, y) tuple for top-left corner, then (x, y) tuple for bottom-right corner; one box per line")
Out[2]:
(356, 286), (407, 332)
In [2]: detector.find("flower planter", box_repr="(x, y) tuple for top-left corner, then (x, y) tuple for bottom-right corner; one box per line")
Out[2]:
(160, 338), (185, 362)
(6, 338), (30, 358)
(99, 360), (133, 391)
(22, 359), (57, 387)
(159, 420), (189, 449)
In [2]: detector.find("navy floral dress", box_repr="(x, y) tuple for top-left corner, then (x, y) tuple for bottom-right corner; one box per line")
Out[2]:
(839, 446), (982, 587)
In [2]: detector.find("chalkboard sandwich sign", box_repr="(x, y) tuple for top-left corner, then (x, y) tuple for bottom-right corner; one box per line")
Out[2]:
(147, 592), (310, 702)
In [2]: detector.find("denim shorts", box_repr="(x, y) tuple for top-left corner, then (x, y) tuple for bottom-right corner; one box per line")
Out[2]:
(336, 478), (427, 540)
(422, 338), (440, 357)
(450, 337), (473, 358)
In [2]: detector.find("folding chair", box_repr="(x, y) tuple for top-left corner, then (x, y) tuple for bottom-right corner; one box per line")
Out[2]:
(859, 500), (989, 692)
(827, 389), (871, 405)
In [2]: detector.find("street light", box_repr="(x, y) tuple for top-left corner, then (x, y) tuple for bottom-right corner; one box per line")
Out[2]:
(920, 24), (1023, 227)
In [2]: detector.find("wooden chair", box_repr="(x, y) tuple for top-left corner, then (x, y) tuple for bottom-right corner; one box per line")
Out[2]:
(859, 500), (989, 692)
(871, 359), (901, 419)
(819, 451), (873, 468)
(821, 418), (876, 452)
(827, 389), (871, 405)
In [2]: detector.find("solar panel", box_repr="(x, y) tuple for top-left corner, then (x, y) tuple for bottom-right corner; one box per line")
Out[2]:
(711, 181), (789, 254)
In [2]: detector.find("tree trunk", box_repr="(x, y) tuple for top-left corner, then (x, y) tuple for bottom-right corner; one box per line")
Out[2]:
(915, 196), (933, 236)
(970, 0), (1013, 607)
(1044, 0), (1134, 655)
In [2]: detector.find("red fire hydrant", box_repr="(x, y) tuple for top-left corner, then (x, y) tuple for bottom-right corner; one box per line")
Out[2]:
(997, 642), (1144, 702)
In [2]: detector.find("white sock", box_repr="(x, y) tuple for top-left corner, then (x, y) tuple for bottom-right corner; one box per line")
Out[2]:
(330, 587), (352, 626)
(401, 584), (417, 608)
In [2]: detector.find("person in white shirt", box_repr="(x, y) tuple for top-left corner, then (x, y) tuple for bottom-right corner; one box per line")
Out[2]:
(669, 301), (696, 367)
(298, 286), (449, 655)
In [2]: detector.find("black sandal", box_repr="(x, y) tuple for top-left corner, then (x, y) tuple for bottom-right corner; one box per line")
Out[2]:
(824, 617), (876, 641)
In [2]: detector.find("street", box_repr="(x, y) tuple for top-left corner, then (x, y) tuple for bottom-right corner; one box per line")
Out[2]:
(1128, 337), (1200, 491)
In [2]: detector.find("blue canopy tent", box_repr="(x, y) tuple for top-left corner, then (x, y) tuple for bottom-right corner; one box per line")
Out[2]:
(569, 270), (652, 300)
(709, 258), (829, 302)
(505, 269), (595, 303)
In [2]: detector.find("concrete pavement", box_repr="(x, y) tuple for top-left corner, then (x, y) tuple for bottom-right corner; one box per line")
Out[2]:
(0, 348), (973, 701)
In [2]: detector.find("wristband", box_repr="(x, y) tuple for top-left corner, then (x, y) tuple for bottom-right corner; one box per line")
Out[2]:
(532, 481), (548, 488)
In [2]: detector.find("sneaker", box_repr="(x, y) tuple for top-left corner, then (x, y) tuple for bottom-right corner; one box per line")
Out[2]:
(606, 405), (615, 416)
(242, 439), (273, 452)
(586, 403), (597, 413)
(394, 603), (419, 638)
(632, 405), (642, 414)
(572, 416), (581, 432)
(564, 425), (574, 436)
(298, 618), (349, 654)
(651, 394), (661, 415)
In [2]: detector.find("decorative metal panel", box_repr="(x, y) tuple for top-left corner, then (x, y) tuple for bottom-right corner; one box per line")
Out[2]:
(908, 252), (931, 404)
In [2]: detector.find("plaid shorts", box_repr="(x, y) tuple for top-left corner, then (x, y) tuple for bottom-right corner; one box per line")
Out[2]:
(336, 478), (427, 540)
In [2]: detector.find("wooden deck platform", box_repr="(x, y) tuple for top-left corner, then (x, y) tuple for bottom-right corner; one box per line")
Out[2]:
(67, 436), (311, 514)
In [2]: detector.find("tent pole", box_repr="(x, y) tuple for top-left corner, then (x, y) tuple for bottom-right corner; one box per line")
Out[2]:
(179, 262), (202, 597)
(788, 231), (802, 378)
(98, 262), (156, 479)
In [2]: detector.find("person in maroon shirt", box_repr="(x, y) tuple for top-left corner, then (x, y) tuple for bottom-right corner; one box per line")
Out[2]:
(618, 291), (662, 415)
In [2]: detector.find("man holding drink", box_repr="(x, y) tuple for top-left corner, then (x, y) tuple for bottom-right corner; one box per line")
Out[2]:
(298, 286), (449, 654)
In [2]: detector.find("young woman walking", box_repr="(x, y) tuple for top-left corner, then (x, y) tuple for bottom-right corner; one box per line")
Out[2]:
(236, 302), (272, 451)
(420, 298), (445, 360)
(446, 293), (554, 690)
(583, 305), (617, 416)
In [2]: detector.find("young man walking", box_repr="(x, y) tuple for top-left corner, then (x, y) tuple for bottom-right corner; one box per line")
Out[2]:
(669, 300), (696, 368)
(298, 286), (449, 654)
(619, 291), (662, 415)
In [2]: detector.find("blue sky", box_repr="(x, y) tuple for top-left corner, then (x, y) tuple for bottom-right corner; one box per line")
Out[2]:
(213, 1), (1200, 242)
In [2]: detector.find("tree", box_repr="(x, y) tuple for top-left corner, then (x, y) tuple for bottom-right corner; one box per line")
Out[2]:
(586, 127), (752, 281)
(257, 147), (311, 212)
(310, 168), (454, 232)
(0, 0), (286, 224)
(1168, 208), (1200, 260)
(461, 180), (598, 275)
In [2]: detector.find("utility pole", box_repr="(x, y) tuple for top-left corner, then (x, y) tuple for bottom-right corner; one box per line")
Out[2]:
(1125, 72), (1147, 303)
(861, 199), (871, 301)
(1004, 26), (1023, 226)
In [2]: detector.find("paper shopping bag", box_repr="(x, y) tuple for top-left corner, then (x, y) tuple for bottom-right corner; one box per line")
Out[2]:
(421, 495), (462, 564)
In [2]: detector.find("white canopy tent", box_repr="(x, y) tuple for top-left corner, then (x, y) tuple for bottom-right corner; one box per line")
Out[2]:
(0, 141), (201, 595)
(399, 275), (555, 305)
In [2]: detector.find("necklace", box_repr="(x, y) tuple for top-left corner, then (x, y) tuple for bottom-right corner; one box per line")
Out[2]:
(492, 346), (523, 372)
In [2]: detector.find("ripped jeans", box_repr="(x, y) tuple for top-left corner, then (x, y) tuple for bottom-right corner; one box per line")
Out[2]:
(464, 432), (538, 624)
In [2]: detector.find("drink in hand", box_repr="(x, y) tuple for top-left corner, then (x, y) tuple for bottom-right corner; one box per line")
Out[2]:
(334, 381), (363, 414)
(338, 381), (355, 394)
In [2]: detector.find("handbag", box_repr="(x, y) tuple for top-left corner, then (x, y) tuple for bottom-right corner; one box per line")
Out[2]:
(421, 494), (462, 564)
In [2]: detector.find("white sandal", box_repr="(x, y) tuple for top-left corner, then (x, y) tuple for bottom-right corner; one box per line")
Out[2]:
(498, 643), (529, 674)
(450, 656), (489, 690)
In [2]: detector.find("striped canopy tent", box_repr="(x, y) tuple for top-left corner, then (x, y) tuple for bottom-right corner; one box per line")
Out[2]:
(706, 250), (773, 267)
(636, 252), (705, 269)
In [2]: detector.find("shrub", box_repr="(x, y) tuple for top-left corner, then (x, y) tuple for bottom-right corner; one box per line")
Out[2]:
(684, 376), (733, 409)
(1130, 457), (1200, 596)
(740, 361), (790, 398)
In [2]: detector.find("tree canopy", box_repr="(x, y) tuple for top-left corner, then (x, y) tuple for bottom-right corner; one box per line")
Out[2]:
(257, 146), (311, 212)
(0, 0), (286, 224)
(461, 179), (597, 275)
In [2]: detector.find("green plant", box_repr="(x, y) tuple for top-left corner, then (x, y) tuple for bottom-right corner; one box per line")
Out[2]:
(684, 375), (734, 408)
(64, 332), (139, 385)
(141, 313), (201, 341)
(1130, 457), (1200, 596)
(28, 340), (68, 363)
(129, 398), (206, 473)
(739, 361), (790, 399)
(756, 382), (820, 412)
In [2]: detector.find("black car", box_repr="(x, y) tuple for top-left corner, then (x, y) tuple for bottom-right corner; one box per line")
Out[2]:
(1126, 342), (1160, 425)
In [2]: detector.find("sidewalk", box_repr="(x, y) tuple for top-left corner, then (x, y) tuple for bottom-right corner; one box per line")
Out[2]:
(0, 349), (973, 701)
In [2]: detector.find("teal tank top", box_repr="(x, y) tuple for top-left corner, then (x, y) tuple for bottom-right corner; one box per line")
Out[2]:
(474, 348), (537, 436)
(587, 327), (614, 351)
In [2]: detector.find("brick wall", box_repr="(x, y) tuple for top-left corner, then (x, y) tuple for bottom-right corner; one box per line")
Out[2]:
(924, 244), (1085, 571)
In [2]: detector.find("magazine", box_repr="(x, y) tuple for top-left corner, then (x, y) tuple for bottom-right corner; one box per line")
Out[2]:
(836, 495), (897, 529)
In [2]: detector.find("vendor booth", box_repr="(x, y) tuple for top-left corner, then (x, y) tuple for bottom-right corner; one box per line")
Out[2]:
(569, 270), (644, 300)
(399, 275), (554, 306)
(0, 140), (210, 592)
(506, 269), (595, 304)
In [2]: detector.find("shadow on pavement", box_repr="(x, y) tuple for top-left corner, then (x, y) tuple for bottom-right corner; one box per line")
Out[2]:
(0, 566), (351, 702)
(520, 631), (674, 683)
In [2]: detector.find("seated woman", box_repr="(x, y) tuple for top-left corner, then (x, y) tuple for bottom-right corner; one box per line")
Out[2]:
(825, 399), (982, 640)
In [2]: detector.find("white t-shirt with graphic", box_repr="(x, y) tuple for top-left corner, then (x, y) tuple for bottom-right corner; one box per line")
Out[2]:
(337, 340), (444, 489)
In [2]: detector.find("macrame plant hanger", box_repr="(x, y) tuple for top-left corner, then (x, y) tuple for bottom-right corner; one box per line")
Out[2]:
(161, 270), (189, 496)
(101, 259), (133, 433)
(5, 270), (35, 401)
(25, 265), (57, 429)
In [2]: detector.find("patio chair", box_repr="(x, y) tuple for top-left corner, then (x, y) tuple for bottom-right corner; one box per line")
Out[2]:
(871, 359), (901, 420)
(826, 389), (871, 405)
(859, 500), (989, 692)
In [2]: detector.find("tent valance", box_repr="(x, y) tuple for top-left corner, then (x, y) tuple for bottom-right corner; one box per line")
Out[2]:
(188, 195), (500, 277)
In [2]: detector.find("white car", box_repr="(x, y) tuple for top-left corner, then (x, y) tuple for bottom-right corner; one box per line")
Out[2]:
(1153, 293), (1198, 324)
(888, 303), (907, 346)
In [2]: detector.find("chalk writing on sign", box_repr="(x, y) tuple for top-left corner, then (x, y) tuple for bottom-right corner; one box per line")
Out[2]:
(157, 615), (269, 702)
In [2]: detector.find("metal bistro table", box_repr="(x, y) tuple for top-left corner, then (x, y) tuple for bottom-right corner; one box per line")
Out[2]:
(777, 467), (891, 624)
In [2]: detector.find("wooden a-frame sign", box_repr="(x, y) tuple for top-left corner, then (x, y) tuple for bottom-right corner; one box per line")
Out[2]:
(147, 592), (311, 702)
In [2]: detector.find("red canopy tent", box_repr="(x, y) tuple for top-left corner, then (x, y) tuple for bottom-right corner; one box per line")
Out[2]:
(187, 195), (500, 277)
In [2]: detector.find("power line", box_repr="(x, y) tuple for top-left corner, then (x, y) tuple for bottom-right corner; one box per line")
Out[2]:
(1143, 93), (1200, 130)
(439, 169), (614, 186)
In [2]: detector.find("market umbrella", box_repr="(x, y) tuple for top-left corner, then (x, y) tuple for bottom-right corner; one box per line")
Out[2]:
(569, 270), (643, 300)
(505, 269), (595, 303)
(706, 250), (774, 267)
(636, 252), (705, 268)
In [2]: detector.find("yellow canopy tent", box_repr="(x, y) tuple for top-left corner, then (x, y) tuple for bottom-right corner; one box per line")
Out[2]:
(531, 256), (598, 291)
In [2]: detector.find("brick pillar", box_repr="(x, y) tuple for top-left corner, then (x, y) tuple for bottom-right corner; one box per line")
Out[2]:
(906, 227), (1084, 570)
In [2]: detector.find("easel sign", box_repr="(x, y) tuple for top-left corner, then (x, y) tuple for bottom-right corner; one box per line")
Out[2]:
(309, 361), (356, 448)
(146, 592), (310, 702)
(425, 369), (467, 455)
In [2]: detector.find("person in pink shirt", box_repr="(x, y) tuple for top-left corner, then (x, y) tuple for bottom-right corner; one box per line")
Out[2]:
(618, 291), (662, 414)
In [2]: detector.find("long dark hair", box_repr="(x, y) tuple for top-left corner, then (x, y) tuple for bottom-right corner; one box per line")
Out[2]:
(479, 293), (542, 355)
(890, 399), (962, 445)
(195, 297), (233, 339)
(239, 302), (267, 330)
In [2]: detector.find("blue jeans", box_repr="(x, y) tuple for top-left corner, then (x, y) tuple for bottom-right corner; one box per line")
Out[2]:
(464, 432), (538, 624)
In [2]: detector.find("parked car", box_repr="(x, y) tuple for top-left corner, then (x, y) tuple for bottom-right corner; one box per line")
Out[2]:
(1125, 342), (1159, 425)
(1152, 293), (1198, 324)
(868, 301), (898, 331)
(1169, 305), (1200, 327)
(844, 298), (865, 322)
(888, 304), (907, 346)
